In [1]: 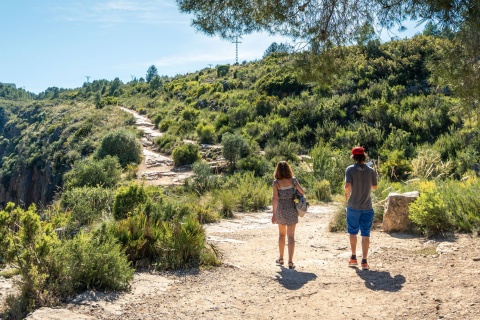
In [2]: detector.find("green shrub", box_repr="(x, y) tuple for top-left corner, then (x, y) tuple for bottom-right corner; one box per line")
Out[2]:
(187, 161), (219, 195)
(172, 143), (200, 166)
(216, 189), (236, 218)
(231, 172), (270, 212)
(309, 141), (351, 194)
(51, 229), (133, 295)
(64, 156), (121, 189)
(440, 176), (480, 233)
(222, 132), (249, 171)
(409, 188), (452, 235)
(113, 184), (149, 220)
(329, 199), (347, 232)
(237, 155), (270, 177)
(314, 179), (332, 202)
(379, 149), (412, 181)
(411, 148), (453, 180)
(196, 123), (216, 144)
(96, 129), (142, 167)
(111, 213), (219, 269)
(60, 186), (114, 228)
(155, 133), (179, 154)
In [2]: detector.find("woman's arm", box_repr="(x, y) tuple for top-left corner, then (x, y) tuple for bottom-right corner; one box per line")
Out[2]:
(294, 178), (306, 195)
(272, 181), (278, 224)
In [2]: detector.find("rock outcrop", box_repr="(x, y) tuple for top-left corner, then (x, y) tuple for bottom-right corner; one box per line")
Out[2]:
(382, 191), (419, 232)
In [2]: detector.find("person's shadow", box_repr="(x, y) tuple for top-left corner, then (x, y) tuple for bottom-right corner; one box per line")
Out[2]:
(275, 267), (317, 290)
(355, 268), (406, 292)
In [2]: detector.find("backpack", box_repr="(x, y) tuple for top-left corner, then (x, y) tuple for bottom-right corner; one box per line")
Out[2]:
(293, 179), (309, 217)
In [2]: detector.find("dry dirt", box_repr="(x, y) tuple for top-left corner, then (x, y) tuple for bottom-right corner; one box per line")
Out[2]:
(2, 107), (480, 320)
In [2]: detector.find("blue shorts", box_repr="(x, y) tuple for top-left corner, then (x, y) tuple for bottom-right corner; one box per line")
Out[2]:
(346, 207), (374, 237)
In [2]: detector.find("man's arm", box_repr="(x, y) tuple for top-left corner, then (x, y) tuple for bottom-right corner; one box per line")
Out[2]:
(344, 182), (351, 200)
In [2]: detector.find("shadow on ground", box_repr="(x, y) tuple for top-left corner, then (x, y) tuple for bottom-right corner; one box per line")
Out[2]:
(275, 268), (317, 290)
(355, 269), (406, 292)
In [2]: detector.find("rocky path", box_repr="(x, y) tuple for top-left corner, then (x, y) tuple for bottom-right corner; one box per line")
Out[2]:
(120, 107), (193, 186)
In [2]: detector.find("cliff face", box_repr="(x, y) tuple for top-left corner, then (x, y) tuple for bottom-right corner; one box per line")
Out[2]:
(0, 161), (61, 209)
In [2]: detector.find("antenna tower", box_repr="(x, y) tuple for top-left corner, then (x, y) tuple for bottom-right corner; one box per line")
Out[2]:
(85, 76), (91, 83)
(232, 36), (242, 64)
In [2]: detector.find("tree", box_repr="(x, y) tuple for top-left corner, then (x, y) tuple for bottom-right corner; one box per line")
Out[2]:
(263, 42), (293, 58)
(221, 132), (248, 171)
(175, 0), (479, 45)
(146, 65), (158, 83)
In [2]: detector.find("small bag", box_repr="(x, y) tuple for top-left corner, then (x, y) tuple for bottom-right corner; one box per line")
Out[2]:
(293, 179), (309, 217)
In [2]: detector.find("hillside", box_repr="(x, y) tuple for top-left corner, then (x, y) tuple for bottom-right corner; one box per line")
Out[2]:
(1, 34), (479, 319)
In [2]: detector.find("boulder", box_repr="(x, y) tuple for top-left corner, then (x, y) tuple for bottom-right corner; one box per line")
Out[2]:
(25, 308), (96, 320)
(382, 191), (419, 233)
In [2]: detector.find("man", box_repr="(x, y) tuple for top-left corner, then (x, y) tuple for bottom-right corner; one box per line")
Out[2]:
(344, 146), (377, 270)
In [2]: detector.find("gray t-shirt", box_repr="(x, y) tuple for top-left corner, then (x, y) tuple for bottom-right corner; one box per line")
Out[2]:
(345, 163), (378, 210)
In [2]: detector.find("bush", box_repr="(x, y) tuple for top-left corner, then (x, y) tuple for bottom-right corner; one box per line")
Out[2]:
(329, 199), (347, 232)
(96, 129), (142, 167)
(187, 161), (219, 195)
(230, 172), (270, 212)
(61, 186), (114, 227)
(378, 149), (412, 181)
(111, 213), (219, 269)
(172, 143), (200, 166)
(196, 123), (216, 144)
(309, 141), (351, 194)
(314, 179), (332, 202)
(64, 156), (122, 189)
(411, 148), (452, 180)
(155, 133), (179, 154)
(216, 189), (236, 218)
(409, 188), (452, 235)
(51, 228), (133, 295)
(113, 184), (149, 220)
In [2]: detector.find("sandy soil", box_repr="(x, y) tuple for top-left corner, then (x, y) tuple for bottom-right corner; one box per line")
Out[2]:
(2, 107), (480, 320)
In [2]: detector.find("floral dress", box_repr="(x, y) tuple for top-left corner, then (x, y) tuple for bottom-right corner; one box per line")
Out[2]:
(273, 178), (298, 225)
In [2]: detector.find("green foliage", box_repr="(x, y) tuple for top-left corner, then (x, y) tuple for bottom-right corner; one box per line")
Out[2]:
(216, 189), (236, 218)
(314, 179), (332, 202)
(60, 186), (114, 228)
(379, 149), (412, 181)
(221, 132), (249, 170)
(329, 199), (347, 232)
(0, 203), (133, 318)
(309, 142), (351, 194)
(63, 156), (122, 189)
(51, 229), (133, 294)
(409, 188), (451, 236)
(155, 133), (179, 154)
(411, 148), (453, 180)
(227, 172), (270, 212)
(111, 213), (219, 269)
(216, 65), (230, 77)
(196, 123), (216, 143)
(113, 183), (148, 220)
(187, 161), (220, 195)
(96, 129), (142, 168)
(172, 143), (200, 166)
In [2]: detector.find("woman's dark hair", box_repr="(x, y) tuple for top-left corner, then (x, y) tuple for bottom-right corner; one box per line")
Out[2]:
(352, 154), (367, 163)
(274, 161), (294, 179)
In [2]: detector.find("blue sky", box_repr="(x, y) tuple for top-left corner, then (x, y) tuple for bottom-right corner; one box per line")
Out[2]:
(0, 1), (423, 94)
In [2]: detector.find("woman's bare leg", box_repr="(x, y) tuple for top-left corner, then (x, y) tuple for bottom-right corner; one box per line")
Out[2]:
(278, 224), (287, 260)
(286, 224), (297, 263)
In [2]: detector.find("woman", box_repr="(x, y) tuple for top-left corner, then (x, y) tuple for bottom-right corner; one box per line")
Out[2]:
(271, 161), (305, 269)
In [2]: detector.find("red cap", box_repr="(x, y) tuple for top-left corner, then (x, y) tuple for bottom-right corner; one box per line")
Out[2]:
(351, 147), (365, 155)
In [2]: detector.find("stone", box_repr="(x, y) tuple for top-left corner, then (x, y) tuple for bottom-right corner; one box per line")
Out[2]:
(382, 191), (419, 233)
(25, 308), (96, 320)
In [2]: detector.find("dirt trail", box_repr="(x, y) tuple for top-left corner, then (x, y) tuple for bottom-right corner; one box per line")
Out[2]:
(3, 108), (480, 320)
(120, 107), (193, 186)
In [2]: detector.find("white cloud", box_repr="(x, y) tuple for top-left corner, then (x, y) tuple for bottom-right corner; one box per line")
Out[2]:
(54, 0), (188, 25)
